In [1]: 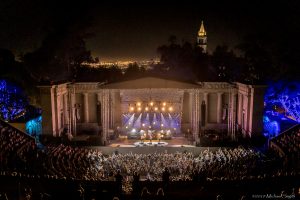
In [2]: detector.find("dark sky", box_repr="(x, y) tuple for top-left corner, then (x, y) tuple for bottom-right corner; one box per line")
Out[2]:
(0, 0), (299, 61)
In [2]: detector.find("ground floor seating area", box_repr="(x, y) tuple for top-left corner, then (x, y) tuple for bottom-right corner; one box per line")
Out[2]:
(0, 119), (299, 199)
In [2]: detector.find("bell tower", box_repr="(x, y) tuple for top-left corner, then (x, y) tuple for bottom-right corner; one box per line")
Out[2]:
(197, 20), (207, 53)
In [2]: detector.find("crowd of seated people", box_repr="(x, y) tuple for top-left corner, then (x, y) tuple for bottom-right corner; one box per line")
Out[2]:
(270, 125), (300, 162)
(0, 118), (299, 199)
(39, 145), (267, 183)
(0, 121), (37, 172)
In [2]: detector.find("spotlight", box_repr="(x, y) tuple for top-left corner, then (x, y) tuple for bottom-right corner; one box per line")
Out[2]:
(137, 102), (141, 106)
(142, 123), (145, 127)
(168, 107), (173, 111)
(150, 102), (154, 106)
(161, 124), (164, 127)
(145, 107), (149, 111)
(153, 122), (156, 125)
(154, 107), (158, 111)
(131, 129), (136, 133)
(130, 107), (134, 111)
(163, 102), (166, 106)
(137, 107), (142, 111)
(125, 126), (128, 129)
(161, 107), (165, 111)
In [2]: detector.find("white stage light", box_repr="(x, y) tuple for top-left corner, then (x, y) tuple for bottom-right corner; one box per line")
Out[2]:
(131, 128), (136, 133)
(137, 102), (141, 106)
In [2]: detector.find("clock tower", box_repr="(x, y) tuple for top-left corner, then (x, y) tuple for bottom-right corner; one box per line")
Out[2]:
(197, 20), (207, 53)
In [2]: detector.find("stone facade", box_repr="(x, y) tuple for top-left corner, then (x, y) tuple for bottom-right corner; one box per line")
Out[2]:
(38, 77), (265, 145)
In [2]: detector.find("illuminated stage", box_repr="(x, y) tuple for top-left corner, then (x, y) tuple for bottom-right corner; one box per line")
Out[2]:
(133, 141), (168, 147)
(108, 137), (195, 147)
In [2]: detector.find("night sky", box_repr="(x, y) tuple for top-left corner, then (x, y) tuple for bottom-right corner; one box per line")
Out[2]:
(0, 0), (299, 61)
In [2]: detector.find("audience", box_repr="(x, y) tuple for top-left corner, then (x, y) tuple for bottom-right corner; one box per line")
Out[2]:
(0, 119), (299, 200)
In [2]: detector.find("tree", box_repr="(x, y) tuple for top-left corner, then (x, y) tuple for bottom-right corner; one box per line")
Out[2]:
(22, 1), (95, 82)
(156, 36), (212, 81)
(211, 45), (240, 82)
(124, 62), (142, 79)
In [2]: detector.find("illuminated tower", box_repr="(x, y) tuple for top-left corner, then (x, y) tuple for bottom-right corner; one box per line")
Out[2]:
(197, 20), (207, 53)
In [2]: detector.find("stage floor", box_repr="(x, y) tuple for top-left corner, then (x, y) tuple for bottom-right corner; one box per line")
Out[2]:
(108, 136), (195, 147)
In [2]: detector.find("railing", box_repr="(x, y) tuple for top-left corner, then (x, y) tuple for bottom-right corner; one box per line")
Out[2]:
(270, 124), (300, 141)
(0, 119), (36, 142)
(269, 124), (300, 157)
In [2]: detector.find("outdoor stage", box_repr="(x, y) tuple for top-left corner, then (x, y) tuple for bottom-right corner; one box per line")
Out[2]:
(90, 145), (219, 155)
(107, 135), (195, 147)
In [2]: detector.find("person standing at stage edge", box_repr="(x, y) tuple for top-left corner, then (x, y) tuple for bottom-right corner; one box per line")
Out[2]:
(115, 169), (123, 196)
(162, 167), (170, 191)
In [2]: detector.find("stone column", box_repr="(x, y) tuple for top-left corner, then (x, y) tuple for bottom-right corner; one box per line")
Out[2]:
(63, 93), (69, 128)
(98, 91), (109, 145)
(50, 86), (58, 136)
(194, 91), (200, 142)
(97, 93), (103, 131)
(217, 92), (223, 124)
(231, 92), (237, 140)
(203, 92), (208, 124)
(72, 89), (77, 136)
(83, 93), (89, 123)
(248, 88), (254, 137)
(237, 94), (242, 125)
(189, 92), (194, 133)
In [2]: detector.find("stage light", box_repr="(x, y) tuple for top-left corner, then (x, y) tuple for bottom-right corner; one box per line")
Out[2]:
(161, 124), (164, 127)
(137, 102), (141, 106)
(131, 128), (136, 133)
(163, 102), (166, 106)
(169, 107), (173, 111)
(130, 107), (134, 111)
(150, 102), (154, 106)
(125, 126), (128, 129)
(161, 107), (165, 111)
(153, 122), (156, 125)
(154, 107), (158, 111)
(128, 122), (131, 125)
(142, 123), (145, 127)
(137, 107), (142, 111)
(145, 107), (149, 111)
